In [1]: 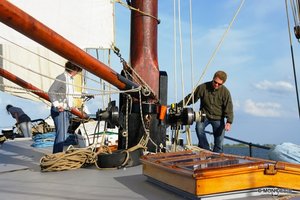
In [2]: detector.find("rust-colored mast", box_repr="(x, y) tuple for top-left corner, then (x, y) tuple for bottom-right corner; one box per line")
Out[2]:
(0, 67), (87, 119)
(0, 0), (138, 91)
(130, 0), (159, 100)
(118, 0), (166, 152)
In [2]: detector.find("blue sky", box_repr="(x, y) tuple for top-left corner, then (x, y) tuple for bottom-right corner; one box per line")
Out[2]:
(1, 0), (300, 145)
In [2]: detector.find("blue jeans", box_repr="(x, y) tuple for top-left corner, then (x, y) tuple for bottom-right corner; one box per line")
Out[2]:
(195, 118), (225, 153)
(51, 107), (70, 153)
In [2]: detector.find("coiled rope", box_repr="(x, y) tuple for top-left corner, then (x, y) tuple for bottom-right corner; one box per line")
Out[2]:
(40, 146), (98, 172)
(31, 132), (55, 148)
(0, 135), (6, 144)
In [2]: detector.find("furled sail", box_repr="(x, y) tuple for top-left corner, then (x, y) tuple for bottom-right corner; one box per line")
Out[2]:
(0, 0), (115, 105)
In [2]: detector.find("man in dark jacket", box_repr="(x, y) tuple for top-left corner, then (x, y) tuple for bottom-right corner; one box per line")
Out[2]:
(179, 71), (233, 152)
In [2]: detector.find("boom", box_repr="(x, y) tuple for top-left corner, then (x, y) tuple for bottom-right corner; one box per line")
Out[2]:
(0, 67), (87, 119)
(0, 0), (139, 91)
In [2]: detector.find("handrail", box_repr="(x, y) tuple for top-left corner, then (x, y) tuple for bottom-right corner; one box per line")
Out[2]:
(204, 131), (271, 157)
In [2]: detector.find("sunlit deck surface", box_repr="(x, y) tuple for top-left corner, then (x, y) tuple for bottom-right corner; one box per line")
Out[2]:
(1, 139), (299, 200)
(0, 139), (183, 200)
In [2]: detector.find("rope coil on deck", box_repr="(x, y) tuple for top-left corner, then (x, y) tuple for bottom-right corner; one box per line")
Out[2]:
(40, 146), (97, 172)
(0, 135), (6, 144)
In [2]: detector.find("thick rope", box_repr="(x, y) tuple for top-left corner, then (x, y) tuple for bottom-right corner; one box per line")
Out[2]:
(40, 146), (97, 172)
(185, 125), (192, 146)
(0, 136), (7, 144)
(115, 0), (160, 23)
(112, 45), (155, 99)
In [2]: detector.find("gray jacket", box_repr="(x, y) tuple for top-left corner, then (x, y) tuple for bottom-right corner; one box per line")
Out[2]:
(48, 73), (68, 109)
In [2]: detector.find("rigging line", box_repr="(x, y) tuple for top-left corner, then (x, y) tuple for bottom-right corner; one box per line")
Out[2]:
(173, 0), (178, 103)
(291, 0), (300, 42)
(184, 0), (245, 107)
(298, 0), (300, 20)
(111, 45), (140, 84)
(123, 62), (155, 98)
(189, 0), (195, 109)
(112, 45), (149, 94)
(178, 0), (186, 106)
(0, 83), (141, 97)
(285, 0), (300, 119)
(0, 35), (109, 86)
(3, 88), (50, 106)
(290, 0), (299, 26)
(0, 35), (64, 68)
(108, 49), (112, 102)
(111, 45), (156, 99)
(0, 55), (118, 93)
(115, 0), (160, 24)
(297, 0), (300, 21)
(96, 49), (106, 109)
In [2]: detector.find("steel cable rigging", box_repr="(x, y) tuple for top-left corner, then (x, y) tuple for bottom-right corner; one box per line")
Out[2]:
(286, 0), (300, 118)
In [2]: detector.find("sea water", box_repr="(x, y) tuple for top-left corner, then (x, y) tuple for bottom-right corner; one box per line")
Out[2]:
(223, 146), (270, 160)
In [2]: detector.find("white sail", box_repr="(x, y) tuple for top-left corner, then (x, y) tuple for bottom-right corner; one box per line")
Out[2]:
(0, 0), (115, 103)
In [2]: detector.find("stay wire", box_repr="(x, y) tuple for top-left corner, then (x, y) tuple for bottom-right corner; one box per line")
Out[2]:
(177, 0), (186, 106)
(189, 0), (195, 108)
(183, 0), (245, 107)
(173, 0), (178, 103)
(285, 0), (300, 119)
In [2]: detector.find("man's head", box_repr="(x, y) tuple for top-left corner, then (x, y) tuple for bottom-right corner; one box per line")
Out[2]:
(6, 104), (12, 112)
(65, 61), (82, 77)
(212, 71), (227, 89)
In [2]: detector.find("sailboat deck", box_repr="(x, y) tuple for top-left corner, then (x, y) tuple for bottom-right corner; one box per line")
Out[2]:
(1, 139), (299, 200)
(0, 139), (183, 200)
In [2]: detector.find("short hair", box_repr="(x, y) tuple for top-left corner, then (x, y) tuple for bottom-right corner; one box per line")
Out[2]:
(6, 104), (13, 111)
(65, 61), (82, 73)
(213, 71), (227, 83)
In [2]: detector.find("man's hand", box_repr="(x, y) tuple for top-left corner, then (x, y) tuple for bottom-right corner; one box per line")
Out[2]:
(57, 106), (64, 112)
(225, 123), (231, 131)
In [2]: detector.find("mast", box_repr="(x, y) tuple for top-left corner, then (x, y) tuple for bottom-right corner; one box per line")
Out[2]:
(118, 0), (167, 152)
(130, 0), (159, 98)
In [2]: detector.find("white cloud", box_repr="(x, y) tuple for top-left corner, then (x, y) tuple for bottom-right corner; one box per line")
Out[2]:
(254, 80), (294, 93)
(244, 99), (281, 117)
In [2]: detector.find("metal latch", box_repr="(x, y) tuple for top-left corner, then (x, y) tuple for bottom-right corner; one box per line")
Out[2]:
(259, 163), (285, 175)
(264, 164), (277, 175)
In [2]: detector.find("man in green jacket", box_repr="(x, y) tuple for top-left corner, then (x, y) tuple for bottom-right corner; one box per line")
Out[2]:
(179, 71), (233, 152)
